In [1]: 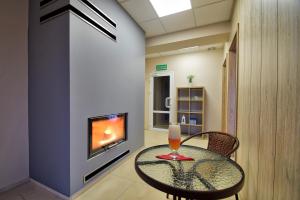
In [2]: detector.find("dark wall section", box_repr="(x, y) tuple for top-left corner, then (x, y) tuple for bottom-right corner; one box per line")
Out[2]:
(28, 0), (70, 196)
(0, 0), (29, 190)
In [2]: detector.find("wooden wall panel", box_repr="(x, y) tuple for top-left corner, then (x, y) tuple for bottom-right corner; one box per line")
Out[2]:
(236, 0), (244, 171)
(274, 0), (300, 199)
(257, 0), (278, 199)
(241, 0), (253, 197)
(232, 0), (300, 199)
(247, 0), (262, 199)
(236, 0), (249, 199)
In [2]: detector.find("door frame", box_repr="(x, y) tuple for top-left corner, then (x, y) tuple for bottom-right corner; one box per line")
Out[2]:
(149, 71), (175, 131)
(221, 25), (239, 137)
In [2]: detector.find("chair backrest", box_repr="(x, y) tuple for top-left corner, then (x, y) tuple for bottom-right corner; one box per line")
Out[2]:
(205, 131), (239, 158)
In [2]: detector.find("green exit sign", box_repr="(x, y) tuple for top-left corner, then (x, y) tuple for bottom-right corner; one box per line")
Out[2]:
(156, 64), (168, 71)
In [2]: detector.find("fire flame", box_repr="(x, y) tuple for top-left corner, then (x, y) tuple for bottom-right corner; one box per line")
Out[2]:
(104, 128), (112, 135)
(99, 134), (117, 145)
(91, 116), (125, 150)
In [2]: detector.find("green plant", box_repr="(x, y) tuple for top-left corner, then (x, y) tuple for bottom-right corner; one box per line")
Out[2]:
(187, 75), (194, 83)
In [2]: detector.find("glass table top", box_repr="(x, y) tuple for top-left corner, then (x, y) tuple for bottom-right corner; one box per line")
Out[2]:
(135, 145), (244, 197)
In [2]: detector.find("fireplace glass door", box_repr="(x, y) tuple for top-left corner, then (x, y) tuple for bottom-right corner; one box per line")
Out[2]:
(88, 113), (127, 158)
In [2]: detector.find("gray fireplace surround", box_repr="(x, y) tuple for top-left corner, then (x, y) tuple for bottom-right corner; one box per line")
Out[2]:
(29, 0), (145, 197)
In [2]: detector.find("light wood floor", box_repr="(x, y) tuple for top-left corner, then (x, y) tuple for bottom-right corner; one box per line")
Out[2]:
(0, 130), (234, 200)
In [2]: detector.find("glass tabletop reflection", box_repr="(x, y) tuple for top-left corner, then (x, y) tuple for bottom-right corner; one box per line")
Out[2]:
(135, 145), (244, 194)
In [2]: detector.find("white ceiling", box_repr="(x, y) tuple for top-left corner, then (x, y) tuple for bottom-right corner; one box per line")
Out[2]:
(117, 0), (234, 37)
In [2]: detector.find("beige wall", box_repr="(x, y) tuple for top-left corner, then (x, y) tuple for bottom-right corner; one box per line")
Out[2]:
(145, 49), (224, 132)
(226, 0), (300, 199)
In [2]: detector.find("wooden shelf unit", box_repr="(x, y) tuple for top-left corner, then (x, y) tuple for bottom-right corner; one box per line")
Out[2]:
(176, 87), (205, 135)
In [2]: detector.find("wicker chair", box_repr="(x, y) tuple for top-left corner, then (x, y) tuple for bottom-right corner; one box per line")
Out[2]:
(180, 131), (239, 200)
(181, 131), (239, 158)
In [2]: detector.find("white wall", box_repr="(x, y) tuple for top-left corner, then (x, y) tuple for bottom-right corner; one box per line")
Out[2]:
(0, 0), (29, 190)
(145, 49), (223, 131)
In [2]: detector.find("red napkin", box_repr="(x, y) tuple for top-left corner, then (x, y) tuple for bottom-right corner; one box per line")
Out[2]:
(156, 153), (194, 161)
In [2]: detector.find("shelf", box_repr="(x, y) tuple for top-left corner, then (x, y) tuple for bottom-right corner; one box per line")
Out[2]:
(178, 87), (204, 89)
(179, 123), (189, 126)
(178, 99), (203, 102)
(177, 111), (203, 114)
(177, 87), (205, 136)
(179, 123), (203, 127)
(190, 99), (203, 102)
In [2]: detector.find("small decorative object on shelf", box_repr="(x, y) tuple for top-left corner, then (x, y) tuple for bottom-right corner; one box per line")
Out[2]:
(190, 118), (197, 125)
(181, 115), (186, 124)
(192, 96), (199, 100)
(187, 74), (194, 83)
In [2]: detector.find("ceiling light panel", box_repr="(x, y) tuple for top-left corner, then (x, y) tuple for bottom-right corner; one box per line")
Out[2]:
(149, 0), (192, 17)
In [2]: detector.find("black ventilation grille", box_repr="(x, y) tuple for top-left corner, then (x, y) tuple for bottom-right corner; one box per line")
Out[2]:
(40, 0), (116, 41)
(40, 0), (116, 28)
(84, 150), (130, 183)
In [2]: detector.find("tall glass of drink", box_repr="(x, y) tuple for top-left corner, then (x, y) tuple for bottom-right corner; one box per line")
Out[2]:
(168, 124), (181, 160)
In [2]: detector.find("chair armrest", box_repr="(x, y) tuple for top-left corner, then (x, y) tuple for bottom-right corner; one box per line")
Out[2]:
(225, 137), (240, 157)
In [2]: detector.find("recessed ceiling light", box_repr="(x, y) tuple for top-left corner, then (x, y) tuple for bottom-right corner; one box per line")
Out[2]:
(149, 0), (192, 17)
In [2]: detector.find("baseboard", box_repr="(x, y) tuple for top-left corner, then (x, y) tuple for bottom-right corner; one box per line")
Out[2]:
(0, 178), (30, 193)
(30, 179), (70, 200)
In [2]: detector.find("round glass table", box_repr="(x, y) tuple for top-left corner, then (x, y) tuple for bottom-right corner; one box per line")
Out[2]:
(135, 145), (244, 200)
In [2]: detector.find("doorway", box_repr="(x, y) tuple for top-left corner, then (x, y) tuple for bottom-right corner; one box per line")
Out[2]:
(149, 72), (174, 131)
(222, 30), (239, 136)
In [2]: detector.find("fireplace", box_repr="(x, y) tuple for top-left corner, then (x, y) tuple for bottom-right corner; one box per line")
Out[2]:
(88, 113), (127, 159)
